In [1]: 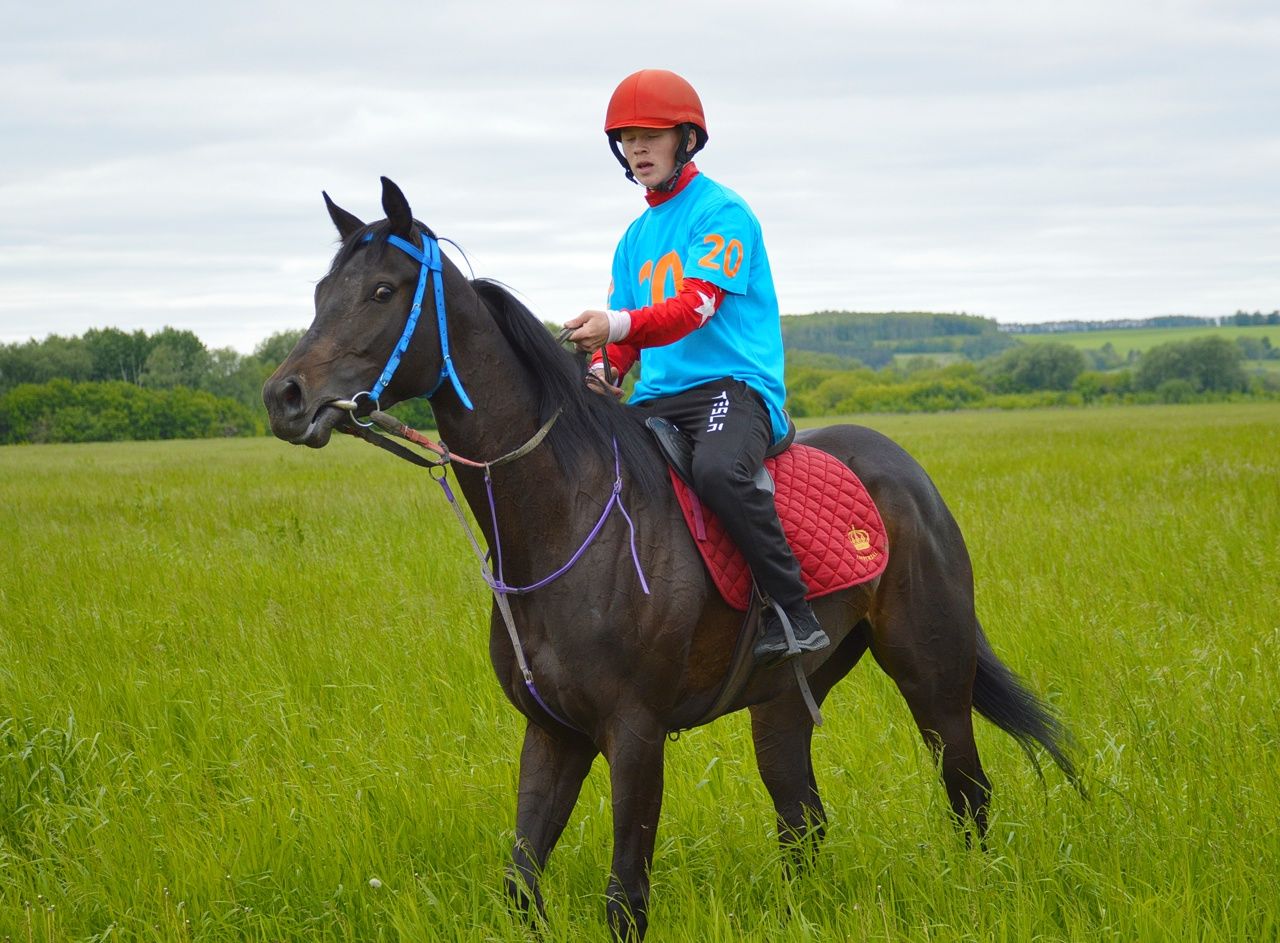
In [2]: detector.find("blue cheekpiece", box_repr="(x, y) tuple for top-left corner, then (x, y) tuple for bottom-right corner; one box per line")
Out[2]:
(362, 231), (474, 410)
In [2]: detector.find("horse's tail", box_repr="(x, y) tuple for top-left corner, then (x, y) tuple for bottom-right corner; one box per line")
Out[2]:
(972, 624), (1084, 795)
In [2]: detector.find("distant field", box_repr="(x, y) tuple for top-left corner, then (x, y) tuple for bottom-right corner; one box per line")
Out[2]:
(1013, 323), (1279, 356)
(2, 403), (1278, 941)
(888, 351), (967, 368)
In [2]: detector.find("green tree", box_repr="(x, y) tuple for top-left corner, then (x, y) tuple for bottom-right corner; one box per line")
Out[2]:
(1134, 337), (1247, 393)
(0, 335), (93, 393)
(1084, 342), (1124, 370)
(252, 330), (305, 369)
(141, 327), (211, 389)
(82, 327), (152, 384)
(201, 346), (270, 411)
(1235, 336), (1276, 361)
(984, 342), (1086, 393)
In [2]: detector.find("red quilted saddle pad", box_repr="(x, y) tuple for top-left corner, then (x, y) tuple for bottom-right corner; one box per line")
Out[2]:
(670, 443), (889, 611)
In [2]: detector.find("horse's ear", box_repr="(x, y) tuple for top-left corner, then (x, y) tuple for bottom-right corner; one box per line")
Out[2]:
(323, 192), (365, 241)
(380, 176), (414, 238)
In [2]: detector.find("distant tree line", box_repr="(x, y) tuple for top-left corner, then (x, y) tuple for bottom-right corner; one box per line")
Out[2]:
(779, 311), (1017, 367)
(1, 316), (1276, 444)
(1228, 310), (1280, 326)
(0, 380), (263, 444)
(1002, 311), (1280, 334)
(0, 327), (302, 444)
(786, 335), (1275, 417)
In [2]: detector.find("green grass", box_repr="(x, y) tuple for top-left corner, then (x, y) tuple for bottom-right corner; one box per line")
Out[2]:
(1015, 323), (1280, 356)
(3, 404), (1279, 941)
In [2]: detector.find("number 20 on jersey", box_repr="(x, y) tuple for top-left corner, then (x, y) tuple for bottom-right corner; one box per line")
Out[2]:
(637, 234), (742, 305)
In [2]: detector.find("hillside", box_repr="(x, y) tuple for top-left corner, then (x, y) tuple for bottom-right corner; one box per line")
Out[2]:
(780, 311), (1015, 368)
(1014, 323), (1280, 359)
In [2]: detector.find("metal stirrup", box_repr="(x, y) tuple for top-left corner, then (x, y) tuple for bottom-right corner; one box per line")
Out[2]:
(771, 604), (824, 727)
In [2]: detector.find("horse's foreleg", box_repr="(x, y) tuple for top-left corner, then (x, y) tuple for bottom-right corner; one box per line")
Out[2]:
(749, 695), (825, 872)
(750, 621), (869, 873)
(507, 720), (598, 922)
(603, 716), (666, 943)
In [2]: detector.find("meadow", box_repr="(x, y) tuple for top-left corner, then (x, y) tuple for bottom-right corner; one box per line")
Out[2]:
(1015, 323), (1280, 358)
(2, 403), (1278, 942)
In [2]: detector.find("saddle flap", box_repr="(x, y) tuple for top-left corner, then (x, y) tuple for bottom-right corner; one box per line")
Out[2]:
(646, 416), (774, 494)
(667, 443), (889, 611)
(645, 416), (695, 488)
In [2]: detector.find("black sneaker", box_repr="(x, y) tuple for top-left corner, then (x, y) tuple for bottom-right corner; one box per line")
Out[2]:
(753, 601), (830, 667)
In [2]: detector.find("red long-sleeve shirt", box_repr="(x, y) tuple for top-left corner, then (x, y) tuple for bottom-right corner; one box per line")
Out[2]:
(590, 276), (726, 379)
(590, 164), (725, 381)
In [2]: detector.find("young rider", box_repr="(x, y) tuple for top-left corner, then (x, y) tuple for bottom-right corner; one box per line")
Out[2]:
(563, 69), (829, 666)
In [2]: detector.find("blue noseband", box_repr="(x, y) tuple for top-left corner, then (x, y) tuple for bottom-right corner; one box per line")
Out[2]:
(362, 230), (474, 411)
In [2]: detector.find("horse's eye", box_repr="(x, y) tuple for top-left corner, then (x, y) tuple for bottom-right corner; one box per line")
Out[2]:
(373, 285), (394, 303)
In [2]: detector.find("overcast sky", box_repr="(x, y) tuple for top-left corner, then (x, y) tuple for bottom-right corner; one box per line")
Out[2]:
(2, 1), (1277, 353)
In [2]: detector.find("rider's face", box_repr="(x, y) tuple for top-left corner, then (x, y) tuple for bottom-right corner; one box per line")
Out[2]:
(619, 126), (690, 188)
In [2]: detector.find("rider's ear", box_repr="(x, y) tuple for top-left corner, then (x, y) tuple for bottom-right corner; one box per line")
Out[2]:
(380, 176), (414, 239)
(323, 192), (365, 241)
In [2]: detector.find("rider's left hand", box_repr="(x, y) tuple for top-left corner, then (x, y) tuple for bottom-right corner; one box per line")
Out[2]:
(563, 310), (610, 353)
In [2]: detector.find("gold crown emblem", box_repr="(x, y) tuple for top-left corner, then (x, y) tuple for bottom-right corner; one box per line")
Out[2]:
(847, 527), (871, 551)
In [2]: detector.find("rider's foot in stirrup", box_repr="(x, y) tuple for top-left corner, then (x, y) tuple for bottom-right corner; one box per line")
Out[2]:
(753, 600), (830, 668)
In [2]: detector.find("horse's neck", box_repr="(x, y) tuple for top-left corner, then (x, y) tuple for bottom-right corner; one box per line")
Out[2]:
(441, 430), (612, 591)
(426, 277), (548, 459)
(425, 284), (607, 571)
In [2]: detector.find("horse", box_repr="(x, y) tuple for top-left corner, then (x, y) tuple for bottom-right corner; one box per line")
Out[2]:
(263, 177), (1078, 941)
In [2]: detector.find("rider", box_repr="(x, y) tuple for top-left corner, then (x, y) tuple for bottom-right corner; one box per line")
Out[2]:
(563, 69), (829, 667)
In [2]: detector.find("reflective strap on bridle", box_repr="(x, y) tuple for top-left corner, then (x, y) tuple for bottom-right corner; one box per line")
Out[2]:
(362, 230), (474, 410)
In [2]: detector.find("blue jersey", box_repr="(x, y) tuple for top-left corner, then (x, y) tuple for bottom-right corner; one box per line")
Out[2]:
(607, 173), (789, 443)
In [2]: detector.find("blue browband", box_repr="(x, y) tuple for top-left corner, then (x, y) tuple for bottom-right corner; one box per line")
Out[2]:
(362, 230), (474, 411)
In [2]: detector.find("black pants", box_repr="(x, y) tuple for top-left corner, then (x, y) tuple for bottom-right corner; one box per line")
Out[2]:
(637, 379), (809, 610)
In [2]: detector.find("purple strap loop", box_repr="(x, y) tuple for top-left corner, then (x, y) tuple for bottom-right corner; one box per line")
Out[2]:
(429, 438), (648, 733)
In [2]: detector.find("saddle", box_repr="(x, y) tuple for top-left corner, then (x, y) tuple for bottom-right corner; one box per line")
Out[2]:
(646, 416), (889, 612)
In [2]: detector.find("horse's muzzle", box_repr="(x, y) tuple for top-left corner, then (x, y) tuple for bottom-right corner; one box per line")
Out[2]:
(263, 374), (347, 447)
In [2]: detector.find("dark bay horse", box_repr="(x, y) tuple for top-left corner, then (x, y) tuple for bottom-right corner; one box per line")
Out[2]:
(263, 178), (1077, 941)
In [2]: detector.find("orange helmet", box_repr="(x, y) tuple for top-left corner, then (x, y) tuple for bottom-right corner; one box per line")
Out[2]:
(605, 69), (708, 185)
(605, 69), (708, 137)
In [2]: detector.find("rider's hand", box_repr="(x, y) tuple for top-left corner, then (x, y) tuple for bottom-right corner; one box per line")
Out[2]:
(586, 365), (626, 399)
(563, 310), (611, 353)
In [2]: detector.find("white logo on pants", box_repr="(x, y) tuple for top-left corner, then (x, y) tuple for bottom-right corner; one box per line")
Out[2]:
(707, 390), (729, 432)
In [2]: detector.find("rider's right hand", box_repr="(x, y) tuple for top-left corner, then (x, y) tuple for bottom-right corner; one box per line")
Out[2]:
(586, 366), (625, 399)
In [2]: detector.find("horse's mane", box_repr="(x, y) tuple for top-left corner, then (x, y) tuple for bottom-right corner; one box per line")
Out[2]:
(470, 278), (665, 498)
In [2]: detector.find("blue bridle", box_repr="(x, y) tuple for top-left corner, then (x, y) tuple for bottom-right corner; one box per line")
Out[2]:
(355, 229), (474, 417)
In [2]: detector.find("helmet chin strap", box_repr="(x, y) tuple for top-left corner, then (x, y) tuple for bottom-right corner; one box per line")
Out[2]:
(608, 134), (638, 184)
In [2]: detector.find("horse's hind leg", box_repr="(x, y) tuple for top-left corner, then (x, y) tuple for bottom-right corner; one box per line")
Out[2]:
(750, 621), (871, 871)
(869, 599), (992, 839)
(507, 720), (598, 922)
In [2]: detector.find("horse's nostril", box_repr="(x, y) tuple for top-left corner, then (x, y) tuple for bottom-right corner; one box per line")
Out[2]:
(281, 377), (303, 412)
(266, 375), (307, 419)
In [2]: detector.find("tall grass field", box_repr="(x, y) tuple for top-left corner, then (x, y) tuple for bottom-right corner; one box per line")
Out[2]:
(3, 403), (1278, 941)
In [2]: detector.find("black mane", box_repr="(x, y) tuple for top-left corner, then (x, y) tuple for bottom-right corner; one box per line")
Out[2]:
(470, 279), (664, 498)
